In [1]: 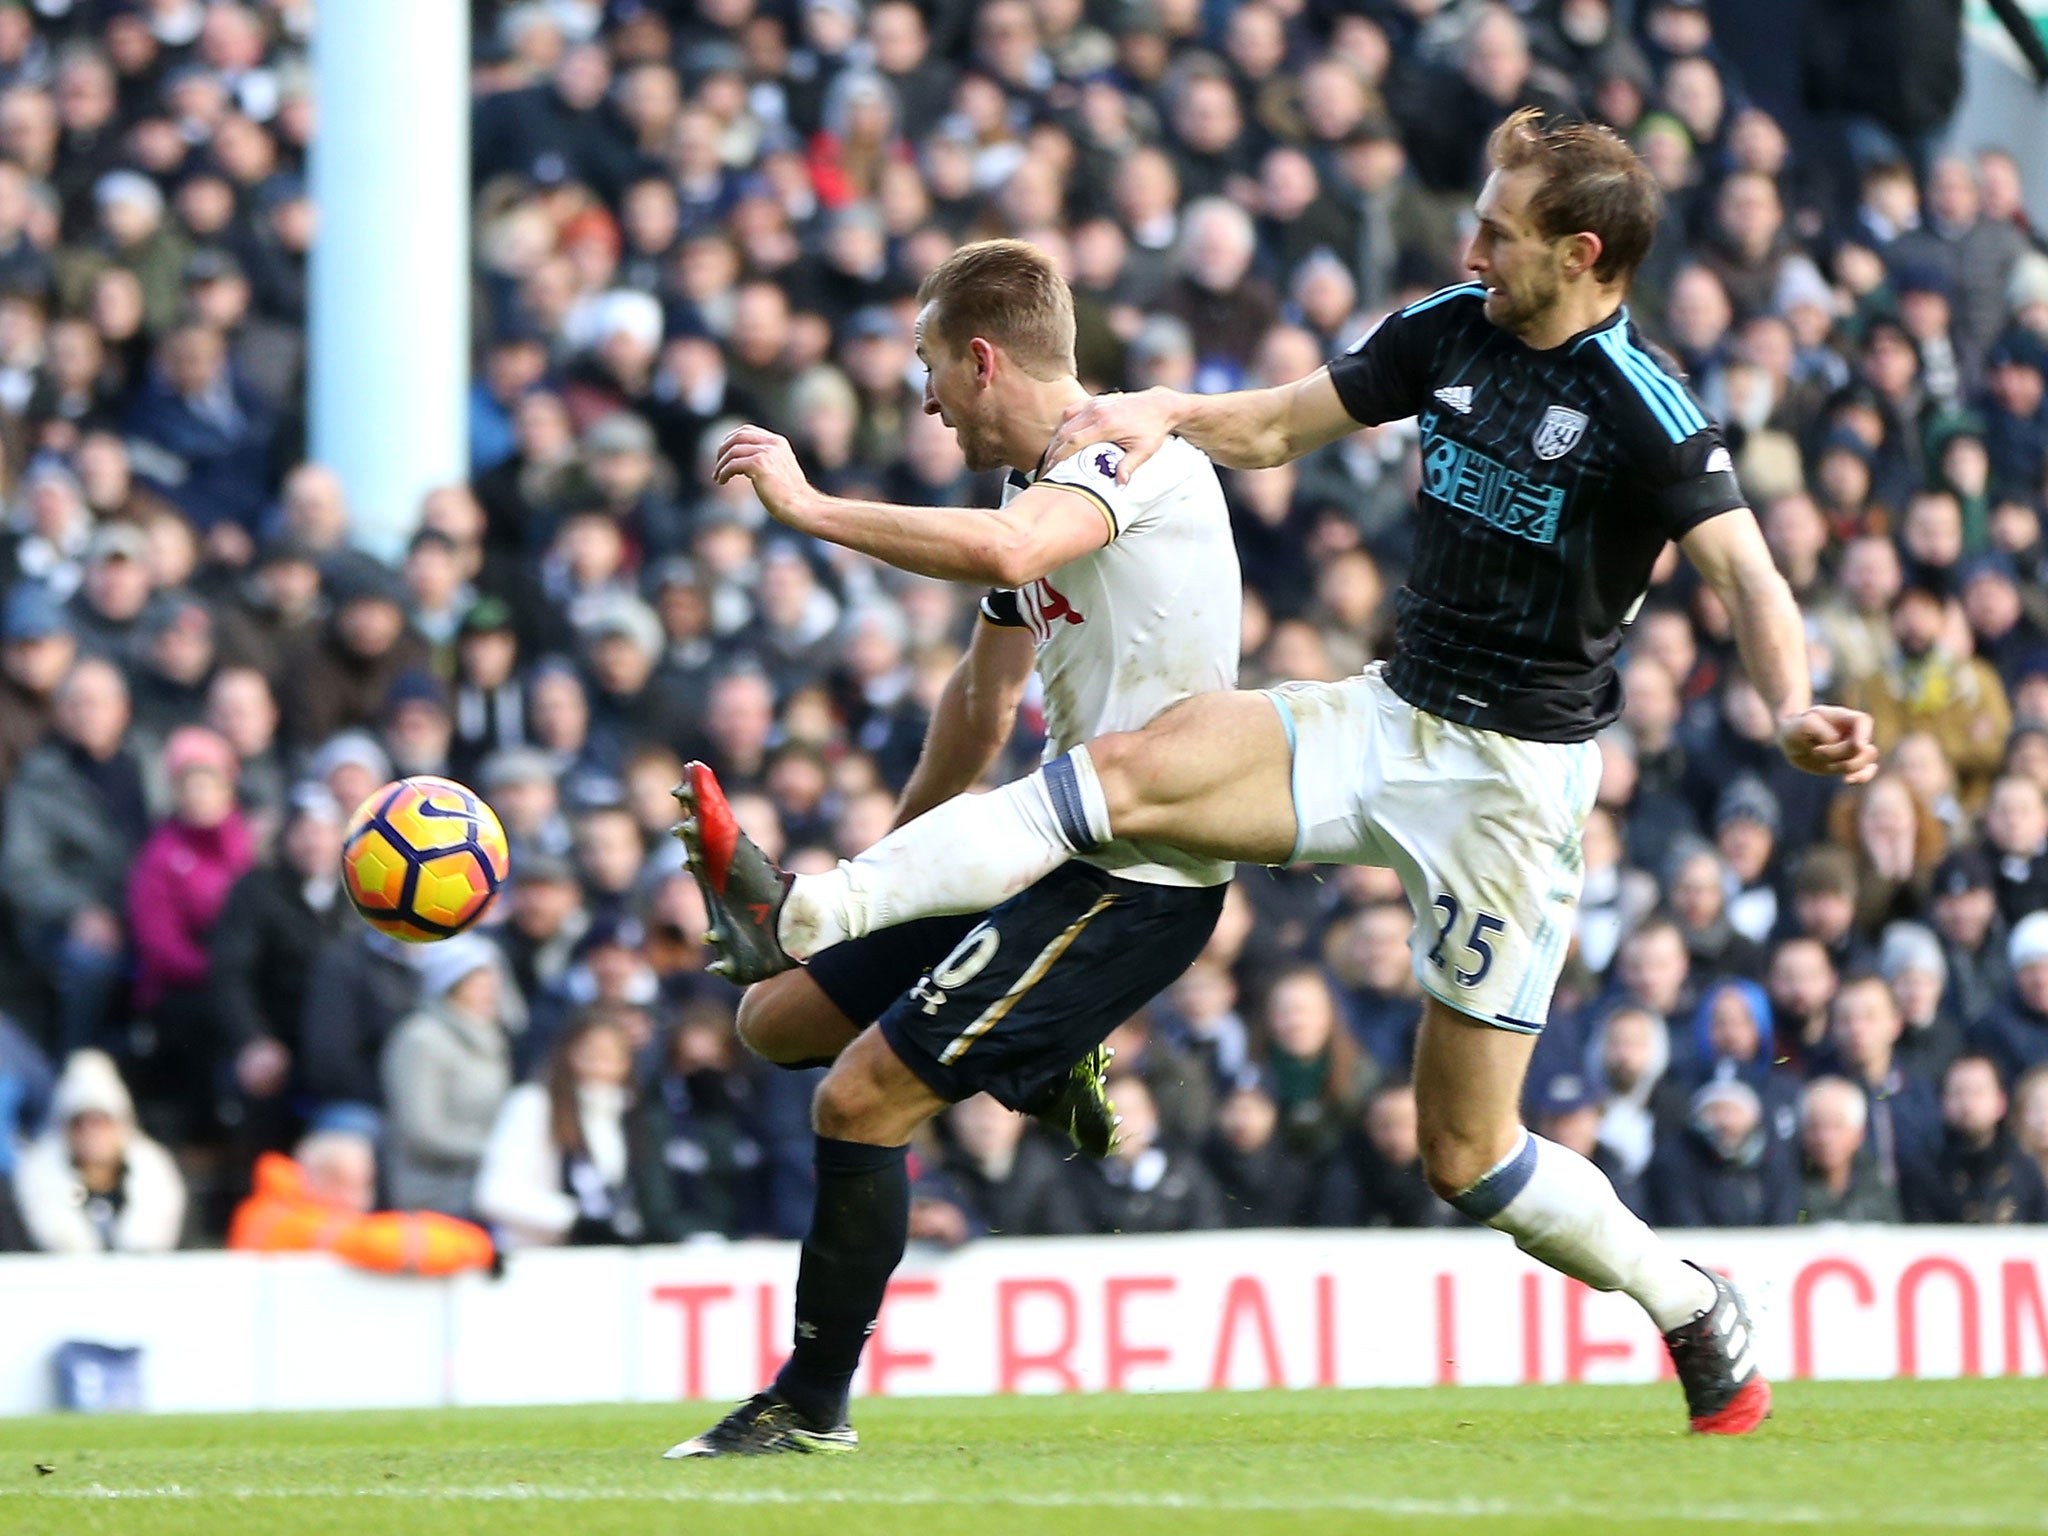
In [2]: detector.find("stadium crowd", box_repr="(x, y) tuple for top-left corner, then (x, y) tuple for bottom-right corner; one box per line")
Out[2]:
(2, 0), (2048, 1258)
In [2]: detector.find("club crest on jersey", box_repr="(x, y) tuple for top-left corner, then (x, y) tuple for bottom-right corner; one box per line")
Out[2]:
(1532, 405), (1588, 461)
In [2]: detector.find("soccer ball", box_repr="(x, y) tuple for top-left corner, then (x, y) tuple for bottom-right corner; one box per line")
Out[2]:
(341, 775), (511, 942)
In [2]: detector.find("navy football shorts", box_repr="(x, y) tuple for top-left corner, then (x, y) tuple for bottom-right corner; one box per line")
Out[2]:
(807, 862), (1225, 1113)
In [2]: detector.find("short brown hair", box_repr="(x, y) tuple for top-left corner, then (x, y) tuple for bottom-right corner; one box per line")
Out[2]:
(915, 238), (1076, 381)
(1486, 108), (1661, 286)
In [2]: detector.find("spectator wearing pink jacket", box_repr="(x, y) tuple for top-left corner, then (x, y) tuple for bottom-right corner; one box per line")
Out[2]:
(124, 726), (254, 1140)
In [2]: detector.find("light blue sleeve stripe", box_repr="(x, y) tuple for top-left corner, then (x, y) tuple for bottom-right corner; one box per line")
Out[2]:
(1400, 283), (1486, 317)
(1618, 354), (1692, 441)
(1614, 333), (1707, 434)
(1622, 339), (1707, 432)
(1595, 332), (1687, 442)
(1602, 333), (1688, 439)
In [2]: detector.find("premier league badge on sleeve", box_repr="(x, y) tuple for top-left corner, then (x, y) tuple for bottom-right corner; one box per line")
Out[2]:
(1532, 405), (1589, 461)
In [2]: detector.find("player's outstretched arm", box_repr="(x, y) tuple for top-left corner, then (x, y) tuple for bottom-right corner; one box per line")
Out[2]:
(892, 618), (1036, 827)
(1680, 510), (1880, 784)
(715, 425), (1109, 585)
(1045, 370), (1359, 482)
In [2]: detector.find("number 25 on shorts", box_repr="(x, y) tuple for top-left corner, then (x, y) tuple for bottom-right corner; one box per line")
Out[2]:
(1427, 893), (1505, 988)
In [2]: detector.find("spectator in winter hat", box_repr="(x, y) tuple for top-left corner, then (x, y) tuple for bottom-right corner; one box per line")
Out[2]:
(127, 725), (253, 1036)
(63, 168), (189, 333)
(1878, 920), (1965, 1085)
(1981, 330), (2048, 501)
(65, 520), (157, 671)
(12, 1050), (186, 1254)
(1929, 846), (2008, 1027)
(380, 934), (515, 1220)
(0, 581), (75, 784)
(481, 745), (572, 866)
(130, 592), (217, 741)
(584, 591), (690, 750)
(1970, 912), (2048, 1086)
(1648, 1076), (1800, 1228)
(308, 730), (391, 825)
(1714, 775), (1781, 944)
(1529, 1069), (1604, 1170)
(282, 560), (432, 750)
(449, 597), (524, 783)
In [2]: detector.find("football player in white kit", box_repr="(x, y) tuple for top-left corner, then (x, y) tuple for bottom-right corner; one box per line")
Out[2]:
(666, 239), (1241, 1457)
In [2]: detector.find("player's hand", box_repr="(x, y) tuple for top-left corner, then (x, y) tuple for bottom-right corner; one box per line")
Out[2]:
(713, 425), (816, 527)
(1776, 705), (1879, 783)
(1046, 389), (1180, 483)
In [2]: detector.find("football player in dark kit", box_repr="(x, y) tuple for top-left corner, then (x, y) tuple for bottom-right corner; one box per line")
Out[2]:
(686, 111), (1881, 1436)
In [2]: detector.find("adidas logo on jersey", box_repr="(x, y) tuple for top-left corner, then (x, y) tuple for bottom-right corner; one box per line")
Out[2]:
(1434, 386), (1473, 414)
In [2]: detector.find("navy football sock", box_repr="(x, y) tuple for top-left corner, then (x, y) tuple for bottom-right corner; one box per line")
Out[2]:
(771, 1136), (910, 1426)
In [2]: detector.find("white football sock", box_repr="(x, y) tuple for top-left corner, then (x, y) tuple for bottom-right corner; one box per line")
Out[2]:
(778, 751), (1110, 961)
(1452, 1130), (1716, 1332)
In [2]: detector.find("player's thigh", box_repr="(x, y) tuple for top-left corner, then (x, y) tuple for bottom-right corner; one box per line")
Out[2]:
(876, 864), (1226, 1113)
(1370, 716), (1601, 1032)
(1411, 995), (1540, 1196)
(1090, 690), (1298, 865)
(734, 970), (860, 1065)
(783, 912), (984, 1067)
(813, 1024), (950, 1145)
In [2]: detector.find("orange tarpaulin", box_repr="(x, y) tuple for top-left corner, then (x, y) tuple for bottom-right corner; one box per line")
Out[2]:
(228, 1153), (496, 1276)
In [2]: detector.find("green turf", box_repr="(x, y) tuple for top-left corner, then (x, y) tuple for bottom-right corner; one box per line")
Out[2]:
(0, 1381), (2044, 1536)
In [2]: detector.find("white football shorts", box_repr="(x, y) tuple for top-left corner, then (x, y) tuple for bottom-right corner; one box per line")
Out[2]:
(1263, 663), (1601, 1033)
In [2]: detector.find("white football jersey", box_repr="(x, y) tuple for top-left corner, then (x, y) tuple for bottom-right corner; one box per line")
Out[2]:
(992, 434), (1241, 888)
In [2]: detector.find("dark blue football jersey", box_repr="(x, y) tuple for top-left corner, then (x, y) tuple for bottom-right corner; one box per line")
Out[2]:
(1326, 282), (1748, 742)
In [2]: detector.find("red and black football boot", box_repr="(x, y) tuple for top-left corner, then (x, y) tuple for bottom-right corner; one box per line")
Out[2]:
(672, 760), (798, 984)
(1664, 1260), (1773, 1435)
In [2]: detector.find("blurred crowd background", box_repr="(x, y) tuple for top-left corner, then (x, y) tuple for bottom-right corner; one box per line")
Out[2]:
(1, 0), (2047, 1262)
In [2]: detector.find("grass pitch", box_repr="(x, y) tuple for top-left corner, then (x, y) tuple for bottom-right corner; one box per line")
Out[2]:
(0, 1380), (2044, 1536)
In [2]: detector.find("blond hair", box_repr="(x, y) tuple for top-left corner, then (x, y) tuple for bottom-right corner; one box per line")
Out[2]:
(915, 238), (1076, 381)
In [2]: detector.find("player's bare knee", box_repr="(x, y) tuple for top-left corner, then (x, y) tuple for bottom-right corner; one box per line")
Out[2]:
(810, 1068), (879, 1140)
(733, 986), (781, 1058)
(1418, 1124), (1494, 1202)
(1085, 730), (1173, 834)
